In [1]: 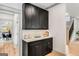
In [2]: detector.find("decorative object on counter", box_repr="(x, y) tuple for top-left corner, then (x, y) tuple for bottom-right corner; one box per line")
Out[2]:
(24, 35), (27, 39)
(24, 34), (31, 39)
(43, 31), (49, 37)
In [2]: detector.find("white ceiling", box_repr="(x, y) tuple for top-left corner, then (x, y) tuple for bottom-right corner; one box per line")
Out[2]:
(32, 3), (55, 9)
(66, 3), (79, 17)
(0, 3), (22, 10)
(0, 3), (55, 10)
(1, 3), (79, 17)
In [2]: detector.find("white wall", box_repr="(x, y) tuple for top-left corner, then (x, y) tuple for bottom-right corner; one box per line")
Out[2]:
(48, 4), (66, 54)
(13, 14), (19, 46)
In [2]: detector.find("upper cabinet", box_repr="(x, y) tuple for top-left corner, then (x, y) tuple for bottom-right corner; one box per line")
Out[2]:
(22, 3), (48, 30)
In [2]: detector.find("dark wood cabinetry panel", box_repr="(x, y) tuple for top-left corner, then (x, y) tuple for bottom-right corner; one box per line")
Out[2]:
(22, 40), (28, 56)
(39, 8), (48, 29)
(22, 38), (53, 56)
(41, 38), (52, 55)
(28, 41), (43, 56)
(23, 3), (32, 29)
(31, 5), (40, 28)
(22, 3), (48, 29)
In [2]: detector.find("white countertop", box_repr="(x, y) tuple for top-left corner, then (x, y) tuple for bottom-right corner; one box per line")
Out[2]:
(23, 36), (52, 42)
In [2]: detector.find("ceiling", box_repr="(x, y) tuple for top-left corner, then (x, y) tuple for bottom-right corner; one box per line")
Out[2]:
(0, 3), (56, 10)
(66, 3), (79, 17)
(1, 3), (79, 17)
(33, 3), (79, 17)
(0, 3), (22, 10)
(32, 3), (55, 9)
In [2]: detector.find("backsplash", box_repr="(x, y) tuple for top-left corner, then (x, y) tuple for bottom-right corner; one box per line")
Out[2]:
(22, 30), (49, 39)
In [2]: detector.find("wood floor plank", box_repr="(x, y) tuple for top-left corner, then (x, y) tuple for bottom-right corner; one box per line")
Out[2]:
(46, 52), (65, 56)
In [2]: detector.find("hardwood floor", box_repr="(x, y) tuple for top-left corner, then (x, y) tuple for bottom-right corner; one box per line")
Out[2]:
(67, 40), (79, 56)
(66, 29), (79, 56)
(66, 32), (79, 56)
(0, 42), (18, 56)
(46, 52), (65, 56)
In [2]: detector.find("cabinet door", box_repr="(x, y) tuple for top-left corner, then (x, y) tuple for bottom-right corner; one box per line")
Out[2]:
(47, 38), (53, 53)
(41, 38), (53, 55)
(40, 9), (48, 29)
(23, 3), (40, 29)
(28, 38), (53, 56)
(22, 3), (48, 29)
(41, 40), (48, 55)
(29, 44), (42, 56)
(22, 3), (33, 29)
(31, 6), (40, 29)
(28, 41), (42, 56)
(24, 3), (32, 29)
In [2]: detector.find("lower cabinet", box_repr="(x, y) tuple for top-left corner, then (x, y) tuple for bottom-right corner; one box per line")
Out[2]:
(22, 40), (28, 56)
(28, 42), (43, 56)
(22, 38), (53, 56)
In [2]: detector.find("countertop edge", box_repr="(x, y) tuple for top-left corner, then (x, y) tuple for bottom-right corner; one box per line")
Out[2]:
(22, 37), (53, 43)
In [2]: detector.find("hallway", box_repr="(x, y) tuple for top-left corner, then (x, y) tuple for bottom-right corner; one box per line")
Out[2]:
(67, 40), (79, 56)
(66, 30), (79, 56)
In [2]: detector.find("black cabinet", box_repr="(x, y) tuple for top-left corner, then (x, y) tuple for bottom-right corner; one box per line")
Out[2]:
(31, 6), (40, 28)
(22, 3), (48, 29)
(39, 9), (48, 29)
(28, 41), (43, 56)
(22, 38), (53, 56)
(22, 3), (32, 29)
